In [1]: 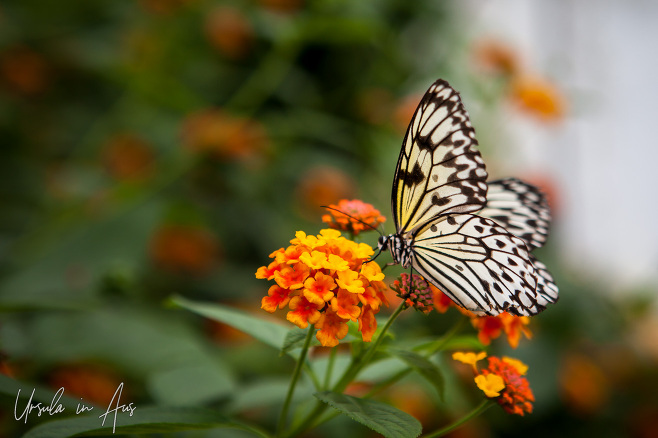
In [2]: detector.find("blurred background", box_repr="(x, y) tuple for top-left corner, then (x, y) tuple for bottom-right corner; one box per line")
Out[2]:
(1, 0), (657, 437)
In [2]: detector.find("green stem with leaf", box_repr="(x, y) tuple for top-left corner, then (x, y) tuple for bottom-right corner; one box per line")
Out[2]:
(284, 301), (406, 437)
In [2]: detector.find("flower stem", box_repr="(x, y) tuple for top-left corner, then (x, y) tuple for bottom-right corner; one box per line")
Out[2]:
(363, 315), (467, 399)
(284, 302), (406, 437)
(422, 400), (493, 438)
(277, 325), (315, 436)
(332, 301), (406, 392)
(323, 347), (337, 389)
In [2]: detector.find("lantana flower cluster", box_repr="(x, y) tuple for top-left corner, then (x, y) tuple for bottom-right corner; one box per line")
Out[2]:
(431, 285), (532, 349)
(322, 199), (386, 236)
(256, 228), (388, 347)
(453, 351), (535, 416)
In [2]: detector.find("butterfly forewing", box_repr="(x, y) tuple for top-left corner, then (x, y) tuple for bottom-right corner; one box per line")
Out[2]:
(410, 214), (545, 316)
(479, 178), (551, 250)
(393, 80), (488, 235)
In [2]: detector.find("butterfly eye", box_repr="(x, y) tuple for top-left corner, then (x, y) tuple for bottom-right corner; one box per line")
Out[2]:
(377, 235), (388, 250)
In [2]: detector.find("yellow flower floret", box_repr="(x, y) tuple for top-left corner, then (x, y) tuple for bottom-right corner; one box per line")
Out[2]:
(475, 374), (506, 397)
(502, 357), (529, 376)
(452, 351), (487, 367)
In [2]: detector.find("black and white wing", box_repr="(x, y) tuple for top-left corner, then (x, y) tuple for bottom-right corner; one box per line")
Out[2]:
(529, 254), (559, 308)
(392, 79), (488, 235)
(479, 178), (551, 250)
(410, 214), (546, 316)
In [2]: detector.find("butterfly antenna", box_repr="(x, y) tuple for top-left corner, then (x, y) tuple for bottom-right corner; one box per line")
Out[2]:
(320, 206), (384, 236)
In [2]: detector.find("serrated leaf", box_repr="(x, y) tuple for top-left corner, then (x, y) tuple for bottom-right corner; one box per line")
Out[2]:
(314, 391), (422, 438)
(22, 406), (267, 438)
(388, 348), (445, 401)
(168, 296), (289, 351)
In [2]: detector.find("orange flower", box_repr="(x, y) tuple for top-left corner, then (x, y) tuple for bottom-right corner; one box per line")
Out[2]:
(287, 296), (322, 329)
(256, 228), (388, 346)
(261, 285), (292, 312)
(0, 46), (49, 96)
(470, 312), (532, 349)
(453, 352), (534, 416)
(430, 285), (454, 313)
(296, 166), (355, 217)
(255, 261), (281, 280)
(322, 199), (385, 236)
(303, 272), (336, 306)
(204, 6), (253, 59)
(150, 225), (219, 275)
(274, 265), (310, 290)
(472, 39), (521, 76)
(49, 364), (126, 406)
(331, 289), (361, 321)
(481, 356), (534, 416)
(182, 109), (268, 162)
(358, 306), (377, 342)
(559, 354), (609, 415)
(316, 309), (349, 348)
(510, 75), (566, 121)
(103, 133), (155, 181)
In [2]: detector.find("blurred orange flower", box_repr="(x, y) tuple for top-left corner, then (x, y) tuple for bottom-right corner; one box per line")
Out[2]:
(392, 93), (422, 133)
(182, 109), (268, 162)
(257, 228), (388, 346)
(103, 133), (155, 181)
(430, 285), (454, 314)
(469, 312), (532, 349)
(0, 46), (49, 96)
(559, 353), (609, 416)
(510, 75), (566, 121)
(388, 384), (435, 426)
(322, 199), (385, 236)
(150, 224), (219, 274)
(204, 6), (253, 59)
(473, 39), (521, 77)
(49, 364), (125, 406)
(296, 166), (355, 216)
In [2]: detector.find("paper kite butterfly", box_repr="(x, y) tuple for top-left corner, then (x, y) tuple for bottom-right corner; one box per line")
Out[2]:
(376, 79), (558, 316)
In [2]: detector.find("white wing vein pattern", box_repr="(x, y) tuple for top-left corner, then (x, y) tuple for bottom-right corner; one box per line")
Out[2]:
(411, 214), (544, 316)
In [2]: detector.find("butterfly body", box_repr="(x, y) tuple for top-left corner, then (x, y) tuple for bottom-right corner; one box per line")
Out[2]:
(380, 79), (558, 316)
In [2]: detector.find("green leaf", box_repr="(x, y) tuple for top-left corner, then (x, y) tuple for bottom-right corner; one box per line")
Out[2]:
(388, 348), (445, 401)
(22, 406), (269, 438)
(168, 296), (289, 351)
(281, 329), (319, 356)
(314, 391), (422, 438)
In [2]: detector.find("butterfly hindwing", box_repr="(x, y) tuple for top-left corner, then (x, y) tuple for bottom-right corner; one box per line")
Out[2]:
(479, 178), (551, 250)
(410, 214), (545, 316)
(393, 79), (488, 235)
(529, 253), (559, 307)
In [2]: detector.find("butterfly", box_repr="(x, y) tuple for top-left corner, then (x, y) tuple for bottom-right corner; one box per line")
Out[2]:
(377, 79), (558, 316)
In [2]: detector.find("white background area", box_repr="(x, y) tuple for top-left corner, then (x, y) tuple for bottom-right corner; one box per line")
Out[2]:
(464, 0), (658, 292)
